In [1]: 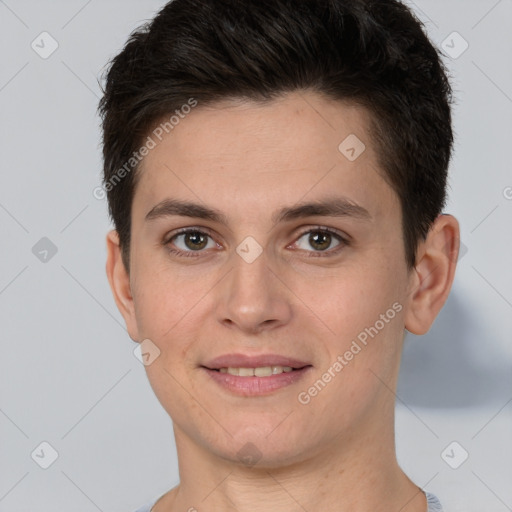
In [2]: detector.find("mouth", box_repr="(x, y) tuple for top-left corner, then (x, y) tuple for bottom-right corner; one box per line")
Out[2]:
(200, 354), (313, 396)
(202, 353), (311, 371)
(204, 365), (309, 377)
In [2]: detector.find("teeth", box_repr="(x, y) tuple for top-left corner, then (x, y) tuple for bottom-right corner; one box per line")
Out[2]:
(239, 367), (255, 377)
(219, 366), (295, 376)
(255, 367), (273, 377)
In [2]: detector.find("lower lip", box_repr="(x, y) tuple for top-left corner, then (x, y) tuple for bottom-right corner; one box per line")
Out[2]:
(202, 367), (312, 396)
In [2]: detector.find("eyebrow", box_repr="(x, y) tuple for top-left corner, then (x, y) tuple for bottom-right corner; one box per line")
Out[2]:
(145, 197), (372, 226)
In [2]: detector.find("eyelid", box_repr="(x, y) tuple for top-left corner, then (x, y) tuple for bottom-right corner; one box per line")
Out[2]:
(289, 225), (350, 256)
(293, 225), (350, 244)
(163, 225), (350, 257)
(163, 226), (220, 257)
(163, 226), (217, 245)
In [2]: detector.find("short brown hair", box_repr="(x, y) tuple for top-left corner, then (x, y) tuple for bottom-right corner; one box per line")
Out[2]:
(98, 0), (453, 271)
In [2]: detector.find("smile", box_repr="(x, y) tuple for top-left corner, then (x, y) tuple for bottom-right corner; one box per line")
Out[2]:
(202, 365), (312, 396)
(217, 365), (295, 376)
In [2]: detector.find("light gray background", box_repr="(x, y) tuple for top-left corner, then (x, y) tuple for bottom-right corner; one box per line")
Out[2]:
(1, 0), (511, 511)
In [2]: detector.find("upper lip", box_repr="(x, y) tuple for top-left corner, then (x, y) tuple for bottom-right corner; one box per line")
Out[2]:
(202, 354), (312, 370)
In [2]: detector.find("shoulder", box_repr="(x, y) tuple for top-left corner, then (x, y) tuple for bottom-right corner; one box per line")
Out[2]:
(133, 498), (157, 512)
(425, 492), (444, 512)
(133, 489), (172, 512)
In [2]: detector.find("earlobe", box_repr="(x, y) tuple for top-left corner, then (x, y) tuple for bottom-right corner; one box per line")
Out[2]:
(105, 230), (140, 341)
(404, 214), (460, 335)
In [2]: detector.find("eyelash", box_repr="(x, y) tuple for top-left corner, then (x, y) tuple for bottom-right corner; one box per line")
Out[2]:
(163, 226), (350, 259)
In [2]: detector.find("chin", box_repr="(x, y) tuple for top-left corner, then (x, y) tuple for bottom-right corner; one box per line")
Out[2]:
(214, 431), (311, 469)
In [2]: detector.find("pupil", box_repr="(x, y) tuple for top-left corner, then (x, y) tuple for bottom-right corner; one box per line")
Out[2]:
(185, 232), (207, 250)
(309, 232), (331, 251)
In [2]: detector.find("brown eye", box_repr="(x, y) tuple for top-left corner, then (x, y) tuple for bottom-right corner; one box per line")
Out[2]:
(167, 229), (216, 254)
(295, 229), (342, 253)
(183, 231), (209, 250)
(308, 231), (332, 251)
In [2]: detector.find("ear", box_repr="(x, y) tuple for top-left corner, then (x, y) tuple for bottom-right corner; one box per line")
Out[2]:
(105, 230), (140, 342)
(404, 214), (460, 335)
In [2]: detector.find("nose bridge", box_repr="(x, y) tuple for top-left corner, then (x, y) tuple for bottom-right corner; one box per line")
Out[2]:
(229, 242), (273, 307)
(232, 247), (269, 296)
(216, 239), (292, 332)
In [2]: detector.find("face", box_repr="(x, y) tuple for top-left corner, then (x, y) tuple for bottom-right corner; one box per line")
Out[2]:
(117, 92), (416, 467)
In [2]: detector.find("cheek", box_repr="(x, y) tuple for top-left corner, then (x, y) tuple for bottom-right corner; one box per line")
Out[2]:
(131, 259), (205, 339)
(299, 306), (405, 434)
(144, 362), (197, 436)
(294, 261), (401, 338)
(297, 260), (406, 393)
(130, 261), (211, 380)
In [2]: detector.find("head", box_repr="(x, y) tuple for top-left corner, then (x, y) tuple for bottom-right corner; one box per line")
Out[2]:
(101, 0), (459, 468)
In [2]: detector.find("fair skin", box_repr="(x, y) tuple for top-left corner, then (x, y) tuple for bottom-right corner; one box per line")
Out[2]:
(106, 91), (459, 512)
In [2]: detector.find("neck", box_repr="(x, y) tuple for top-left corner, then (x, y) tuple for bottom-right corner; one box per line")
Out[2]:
(156, 415), (426, 512)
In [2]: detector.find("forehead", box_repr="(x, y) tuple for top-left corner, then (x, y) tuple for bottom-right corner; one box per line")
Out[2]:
(132, 91), (397, 222)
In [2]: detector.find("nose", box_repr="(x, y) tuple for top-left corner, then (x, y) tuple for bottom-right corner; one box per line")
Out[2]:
(214, 245), (293, 335)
